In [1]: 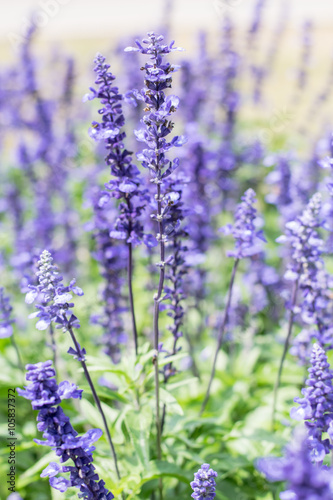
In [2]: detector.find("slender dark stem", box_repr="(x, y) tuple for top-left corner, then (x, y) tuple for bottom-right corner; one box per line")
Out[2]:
(200, 258), (239, 415)
(153, 182), (164, 500)
(161, 403), (167, 435)
(271, 279), (299, 429)
(49, 323), (57, 373)
(128, 241), (138, 355)
(67, 325), (121, 481)
(11, 335), (24, 372)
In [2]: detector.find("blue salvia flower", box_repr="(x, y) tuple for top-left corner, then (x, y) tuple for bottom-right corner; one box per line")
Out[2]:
(182, 128), (215, 308)
(17, 361), (113, 499)
(25, 249), (83, 333)
(85, 53), (152, 248)
(190, 463), (218, 500)
(222, 188), (266, 259)
(257, 429), (333, 500)
(90, 191), (128, 363)
(276, 193), (323, 285)
(0, 287), (14, 338)
(276, 193), (333, 357)
(290, 343), (333, 463)
(298, 20), (313, 90)
(125, 32), (187, 194)
(162, 177), (189, 381)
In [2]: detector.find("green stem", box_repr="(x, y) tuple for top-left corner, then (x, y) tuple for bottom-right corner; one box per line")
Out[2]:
(200, 258), (239, 415)
(271, 279), (299, 429)
(67, 325), (121, 481)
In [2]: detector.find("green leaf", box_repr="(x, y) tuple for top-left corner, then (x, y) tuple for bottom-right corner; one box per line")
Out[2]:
(167, 377), (198, 391)
(143, 460), (192, 482)
(125, 406), (152, 467)
(79, 384), (128, 403)
(159, 388), (183, 416)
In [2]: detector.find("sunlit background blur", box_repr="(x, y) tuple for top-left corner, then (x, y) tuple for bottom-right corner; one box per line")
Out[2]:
(1, 0), (333, 154)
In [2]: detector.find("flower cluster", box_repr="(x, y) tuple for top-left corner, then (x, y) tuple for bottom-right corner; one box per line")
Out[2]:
(257, 429), (333, 500)
(0, 287), (14, 338)
(290, 343), (333, 463)
(89, 187), (128, 363)
(85, 53), (152, 248)
(190, 463), (218, 500)
(17, 360), (113, 499)
(126, 32), (186, 201)
(277, 193), (323, 285)
(162, 177), (189, 381)
(277, 193), (333, 356)
(222, 188), (266, 259)
(25, 250), (83, 332)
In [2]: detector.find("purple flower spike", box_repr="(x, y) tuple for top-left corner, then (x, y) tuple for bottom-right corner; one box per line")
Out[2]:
(127, 32), (186, 188)
(222, 188), (266, 259)
(0, 287), (14, 338)
(26, 250), (83, 333)
(87, 53), (150, 247)
(257, 429), (333, 500)
(291, 343), (333, 463)
(18, 361), (114, 500)
(190, 463), (218, 500)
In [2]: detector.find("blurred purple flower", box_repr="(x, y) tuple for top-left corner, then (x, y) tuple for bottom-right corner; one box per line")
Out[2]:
(0, 287), (14, 338)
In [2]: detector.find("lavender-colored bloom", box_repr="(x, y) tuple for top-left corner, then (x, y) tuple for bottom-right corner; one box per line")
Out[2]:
(17, 361), (114, 500)
(161, 177), (189, 381)
(7, 494), (23, 500)
(290, 344), (333, 463)
(277, 193), (323, 285)
(0, 287), (14, 338)
(126, 32), (186, 193)
(181, 126), (215, 308)
(248, 0), (266, 46)
(257, 429), (333, 500)
(298, 20), (313, 90)
(89, 187), (128, 363)
(265, 155), (293, 209)
(277, 193), (333, 345)
(85, 53), (150, 248)
(190, 463), (218, 500)
(25, 250), (83, 334)
(222, 188), (266, 259)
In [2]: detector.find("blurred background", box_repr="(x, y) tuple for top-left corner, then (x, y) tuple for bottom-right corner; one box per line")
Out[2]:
(1, 0), (333, 150)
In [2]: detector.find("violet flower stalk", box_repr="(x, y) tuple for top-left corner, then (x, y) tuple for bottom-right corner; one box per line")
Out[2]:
(0, 287), (23, 370)
(298, 20), (313, 91)
(85, 53), (152, 355)
(290, 343), (333, 464)
(200, 189), (265, 414)
(257, 428), (333, 500)
(272, 193), (324, 427)
(190, 463), (218, 500)
(17, 360), (114, 499)
(25, 250), (121, 479)
(90, 189), (128, 363)
(125, 31), (186, 486)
